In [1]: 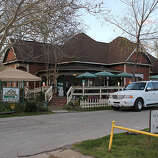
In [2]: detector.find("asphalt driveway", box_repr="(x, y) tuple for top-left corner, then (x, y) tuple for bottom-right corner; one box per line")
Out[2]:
(0, 110), (149, 158)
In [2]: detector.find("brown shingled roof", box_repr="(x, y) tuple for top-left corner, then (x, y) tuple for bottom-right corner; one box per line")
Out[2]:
(5, 39), (61, 64)
(107, 37), (136, 64)
(62, 33), (137, 64)
(62, 33), (109, 64)
(4, 33), (158, 71)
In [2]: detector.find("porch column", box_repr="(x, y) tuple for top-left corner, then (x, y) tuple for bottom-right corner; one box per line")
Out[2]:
(99, 88), (102, 99)
(34, 81), (36, 98)
(124, 64), (126, 86)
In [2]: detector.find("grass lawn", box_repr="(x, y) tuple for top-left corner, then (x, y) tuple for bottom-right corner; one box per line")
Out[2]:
(0, 111), (53, 118)
(73, 132), (158, 158)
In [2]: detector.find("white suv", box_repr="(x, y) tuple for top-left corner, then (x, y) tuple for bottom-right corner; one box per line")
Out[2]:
(108, 81), (158, 111)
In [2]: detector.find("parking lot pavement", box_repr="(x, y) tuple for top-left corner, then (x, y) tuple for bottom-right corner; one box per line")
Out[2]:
(0, 110), (149, 158)
(28, 149), (93, 158)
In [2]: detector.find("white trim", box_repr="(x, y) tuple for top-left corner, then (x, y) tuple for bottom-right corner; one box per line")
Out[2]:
(144, 52), (152, 64)
(58, 60), (151, 66)
(59, 61), (124, 66)
(3, 47), (17, 63)
(125, 62), (151, 66)
(125, 48), (136, 61)
(58, 61), (129, 66)
(125, 48), (152, 64)
(58, 61), (109, 66)
(27, 64), (29, 72)
(3, 60), (18, 65)
(124, 64), (126, 85)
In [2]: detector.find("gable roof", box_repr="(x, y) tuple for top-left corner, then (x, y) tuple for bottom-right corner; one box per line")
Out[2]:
(3, 33), (156, 68)
(107, 37), (136, 64)
(147, 53), (158, 73)
(62, 33), (109, 64)
(3, 39), (62, 64)
(62, 33), (151, 65)
(0, 68), (41, 81)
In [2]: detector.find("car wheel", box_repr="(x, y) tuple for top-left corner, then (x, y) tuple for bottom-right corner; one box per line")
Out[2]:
(134, 99), (143, 111)
(112, 106), (120, 111)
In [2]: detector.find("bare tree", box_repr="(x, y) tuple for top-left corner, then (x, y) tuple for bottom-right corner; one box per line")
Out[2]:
(0, 0), (47, 53)
(104, 0), (158, 79)
(30, 0), (104, 88)
(1, 0), (104, 91)
(153, 41), (158, 58)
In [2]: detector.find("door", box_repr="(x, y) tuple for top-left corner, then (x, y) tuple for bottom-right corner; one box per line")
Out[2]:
(144, 82), (155, 106)
(151, 82), (158, 105)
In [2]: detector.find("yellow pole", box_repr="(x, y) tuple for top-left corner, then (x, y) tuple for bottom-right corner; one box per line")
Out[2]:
(115, 125), (158, 138)
(108, 120), (115, 152)
(108, 121), (158, 152)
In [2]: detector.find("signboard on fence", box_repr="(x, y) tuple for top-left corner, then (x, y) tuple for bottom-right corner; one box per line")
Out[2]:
(150, 110), (158, 133)
(3, 88), (19, 102)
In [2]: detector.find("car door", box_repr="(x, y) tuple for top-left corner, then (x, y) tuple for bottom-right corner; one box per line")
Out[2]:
(144, 82), (155, 106)
(151, 82), (158, 105)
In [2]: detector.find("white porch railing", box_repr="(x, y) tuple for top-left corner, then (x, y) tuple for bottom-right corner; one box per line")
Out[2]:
(80, 99), (110, 108)
(66, 86), (123, 104)
(28, 86), (49, 94)
(66, 86), (74, 104)
(45, 86), (53, 102)
(25, 86), (50, 100)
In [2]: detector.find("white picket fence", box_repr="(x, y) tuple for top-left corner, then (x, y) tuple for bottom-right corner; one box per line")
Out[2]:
(80, 99), (110, 109)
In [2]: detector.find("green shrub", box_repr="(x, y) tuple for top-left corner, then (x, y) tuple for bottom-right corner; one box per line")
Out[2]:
(14, 102), (25, 113)
(64, 103), (83, 111)
(35, 92), (45, 102)
(0, 102), (11, 112)
(24, 101), (39, 112)
(39, 105), (48, 112)
(0, 98), (49, 113)
(36, 101), (48, 112)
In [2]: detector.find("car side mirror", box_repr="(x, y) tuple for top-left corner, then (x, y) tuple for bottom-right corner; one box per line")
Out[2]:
(146, 87), (152, 91)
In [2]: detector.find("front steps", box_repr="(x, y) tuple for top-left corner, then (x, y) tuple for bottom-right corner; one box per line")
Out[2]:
(49, 96), (67, 107)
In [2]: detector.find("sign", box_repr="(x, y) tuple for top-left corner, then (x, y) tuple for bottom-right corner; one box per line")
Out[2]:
(150, 110), (158, 133)
(3, 88), (19, 102)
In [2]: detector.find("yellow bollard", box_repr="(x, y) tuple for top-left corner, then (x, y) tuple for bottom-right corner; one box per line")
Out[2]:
(108, 120), (115, 152)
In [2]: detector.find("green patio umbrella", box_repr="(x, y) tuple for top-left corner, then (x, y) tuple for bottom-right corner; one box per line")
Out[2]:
(76, 72), (96, 86)
(150, 75), (158, 80)
(117, 72), (133, 78)
(94, 71), (115, 77)
(95, 71), (115, 86)
(116, 72), (133, 86)
(76, 72), (96, 79)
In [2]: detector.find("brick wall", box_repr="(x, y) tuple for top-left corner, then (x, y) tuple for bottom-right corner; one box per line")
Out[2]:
(109, 63), (150, 86)
(29, 63), (47, 75)
(128, 52), (149, 64)
(126, 65), (150, 80)
(4, 49), (16, 62)
(109, 65), (124, 72)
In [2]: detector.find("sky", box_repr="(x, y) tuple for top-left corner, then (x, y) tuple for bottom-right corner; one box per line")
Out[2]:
(80, 0), (128, 43)
(80, 0), (158, 57)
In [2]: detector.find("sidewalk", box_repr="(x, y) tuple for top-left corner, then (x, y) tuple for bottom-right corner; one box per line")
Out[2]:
(52, 110), (70, 113)
(27, 149), (93, 158)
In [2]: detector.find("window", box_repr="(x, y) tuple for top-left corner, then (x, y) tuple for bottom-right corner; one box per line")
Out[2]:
(152, 82), (158, 90)
(146, 82), (154, 90)
(125, 82), (146, 90)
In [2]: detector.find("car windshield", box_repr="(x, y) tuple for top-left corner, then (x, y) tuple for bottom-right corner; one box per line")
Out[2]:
(124, 82), (146, 90)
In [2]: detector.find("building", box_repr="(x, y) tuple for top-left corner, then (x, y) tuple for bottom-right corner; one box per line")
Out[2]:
(2, 33), (158, 95)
